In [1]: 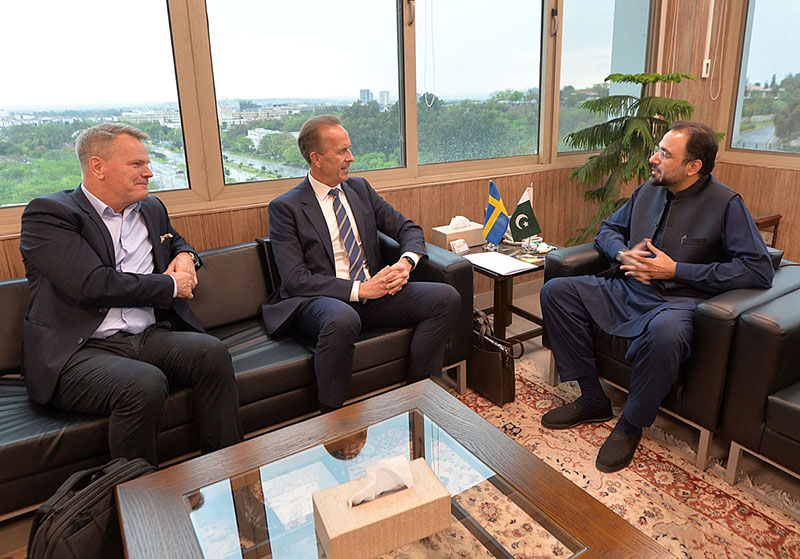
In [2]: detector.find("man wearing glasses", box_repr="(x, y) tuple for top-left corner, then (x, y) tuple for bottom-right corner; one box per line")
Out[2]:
(539, 121), (773, 473)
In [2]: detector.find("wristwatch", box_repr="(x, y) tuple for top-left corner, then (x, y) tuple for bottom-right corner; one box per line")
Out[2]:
(402, 255), (415, 269)
(188, 251), (201, 270)
(615, 250), (626, 263)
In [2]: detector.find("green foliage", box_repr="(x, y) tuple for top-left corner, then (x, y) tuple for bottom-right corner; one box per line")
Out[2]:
(564, 72), (696, 245)
(417, 92), (539, 163)
(0, 83), (620, 204)
(775, 98), (800, 143)
(0, 156), (81, 206)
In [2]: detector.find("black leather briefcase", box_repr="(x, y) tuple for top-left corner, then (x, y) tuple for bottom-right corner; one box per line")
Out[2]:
(467, 309), (523, 406)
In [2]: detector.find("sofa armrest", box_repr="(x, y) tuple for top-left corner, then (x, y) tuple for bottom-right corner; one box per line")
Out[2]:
(767, 246), (784, 269)
(544, 243), (611, 282)
(721, 288), (800, 449)
(679, 263), (800, 430)
(379, 233), (474, 366)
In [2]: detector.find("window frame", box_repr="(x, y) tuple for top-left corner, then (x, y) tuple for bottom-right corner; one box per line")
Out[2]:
(718, 0), (800, 169)
(0, 0), (663, 236)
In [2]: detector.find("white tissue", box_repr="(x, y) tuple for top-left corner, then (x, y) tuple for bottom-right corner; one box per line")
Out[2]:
(348, 455), (414, 507)
(448, 216), (472, 230)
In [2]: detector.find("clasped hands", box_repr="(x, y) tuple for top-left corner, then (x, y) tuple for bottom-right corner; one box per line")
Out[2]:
(618, 238), (676, 285)
(163, 252), (197, 299)
(357, 258), (412, 300)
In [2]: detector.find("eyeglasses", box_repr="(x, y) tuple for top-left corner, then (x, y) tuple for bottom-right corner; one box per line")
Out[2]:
(651, 146), (673, 160)
(652, 146), (698, 166)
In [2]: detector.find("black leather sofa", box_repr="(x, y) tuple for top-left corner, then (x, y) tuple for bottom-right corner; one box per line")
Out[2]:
(720, 285), (800, 483)
(542, 243), (800, 469)
(0, 235), (473, 519)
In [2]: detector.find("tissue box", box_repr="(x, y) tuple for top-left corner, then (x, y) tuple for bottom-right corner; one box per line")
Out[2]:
(312, 458), (450, 559)
(431, 221), (485, 249)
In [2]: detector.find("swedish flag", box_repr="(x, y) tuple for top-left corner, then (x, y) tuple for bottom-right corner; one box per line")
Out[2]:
(483, 181), (510, 245)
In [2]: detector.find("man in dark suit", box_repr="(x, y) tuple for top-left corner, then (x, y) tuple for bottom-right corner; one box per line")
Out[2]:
(20, 123), (242, 466)
(263, 115), (460, 412)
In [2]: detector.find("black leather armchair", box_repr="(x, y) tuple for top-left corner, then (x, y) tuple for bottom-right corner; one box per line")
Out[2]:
(720, 286), (800, 483)
(543, 243), (800, 468)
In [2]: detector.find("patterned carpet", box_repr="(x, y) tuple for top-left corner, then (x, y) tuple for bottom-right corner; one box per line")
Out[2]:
(451, 357), (800, 559)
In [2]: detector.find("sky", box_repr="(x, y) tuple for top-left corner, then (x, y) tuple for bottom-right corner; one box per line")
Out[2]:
(743, 0), (800, 85)
(1, 0), (798, 111)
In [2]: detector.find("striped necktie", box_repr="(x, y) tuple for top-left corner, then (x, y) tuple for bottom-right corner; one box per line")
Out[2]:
(329, 188), (367, 282)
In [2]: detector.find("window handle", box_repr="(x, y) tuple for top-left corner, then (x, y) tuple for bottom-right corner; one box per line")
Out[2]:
(550, 7), (558, 36)
(407, 0), (415, 25)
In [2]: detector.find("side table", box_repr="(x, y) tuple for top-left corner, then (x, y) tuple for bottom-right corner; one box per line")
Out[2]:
(467, 245), (545, 342)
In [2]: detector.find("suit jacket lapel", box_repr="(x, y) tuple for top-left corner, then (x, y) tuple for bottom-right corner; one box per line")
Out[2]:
(139, 199), (168, 273)
(300, 179), (336, 267)
(71, 186), (116, 265)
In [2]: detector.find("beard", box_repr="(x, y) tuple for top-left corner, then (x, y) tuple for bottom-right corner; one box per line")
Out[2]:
(650, 166), (674, 187)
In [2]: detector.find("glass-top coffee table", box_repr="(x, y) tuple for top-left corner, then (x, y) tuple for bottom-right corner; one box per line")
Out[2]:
(117, 381), (670, 558)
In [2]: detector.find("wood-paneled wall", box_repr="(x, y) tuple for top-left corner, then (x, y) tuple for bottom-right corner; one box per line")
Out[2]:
(0, 169), (596, 295)
(715, 162), (800, 261)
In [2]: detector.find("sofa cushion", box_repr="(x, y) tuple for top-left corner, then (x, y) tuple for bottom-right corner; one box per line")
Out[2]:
(766, 382), (800, 442)
(0, 376), (108, 485)
(189, 242), (269, 330)
(210, 318), (415, 406)
(214, 319), (315, 405)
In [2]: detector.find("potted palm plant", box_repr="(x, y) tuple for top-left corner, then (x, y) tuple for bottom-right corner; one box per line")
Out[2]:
(564, 72), (695, 245)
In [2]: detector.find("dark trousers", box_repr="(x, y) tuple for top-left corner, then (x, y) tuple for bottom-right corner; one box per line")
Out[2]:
(53, 323), (243, 466)
(540, 277), (693, 427)
(292, 282), (461, 408)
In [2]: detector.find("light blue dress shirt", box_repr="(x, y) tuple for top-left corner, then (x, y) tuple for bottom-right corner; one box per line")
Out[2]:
(81, 185), (175, 339)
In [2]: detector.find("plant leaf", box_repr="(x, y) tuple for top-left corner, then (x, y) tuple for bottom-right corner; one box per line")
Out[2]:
(580, 95), (638, 118)
(605, 72), (695, 85)
(636, 96), (695, 121)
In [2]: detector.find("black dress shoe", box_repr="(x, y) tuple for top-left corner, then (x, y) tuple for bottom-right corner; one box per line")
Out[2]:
(596, 428), (642, 473)
(541, 399), (613, 430)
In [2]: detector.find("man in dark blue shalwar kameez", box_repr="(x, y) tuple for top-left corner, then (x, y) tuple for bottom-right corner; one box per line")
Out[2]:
(540, 121), (774, 473)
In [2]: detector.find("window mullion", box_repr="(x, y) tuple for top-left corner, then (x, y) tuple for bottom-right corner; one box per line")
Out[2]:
(402, 0), (420, 179)
(540, 0), (563, 166)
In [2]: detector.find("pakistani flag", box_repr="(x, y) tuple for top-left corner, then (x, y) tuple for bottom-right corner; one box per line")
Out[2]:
(509, 188), (541, 241)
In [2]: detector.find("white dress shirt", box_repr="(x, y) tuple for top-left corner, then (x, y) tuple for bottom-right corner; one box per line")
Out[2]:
(307, 174), (419, 302)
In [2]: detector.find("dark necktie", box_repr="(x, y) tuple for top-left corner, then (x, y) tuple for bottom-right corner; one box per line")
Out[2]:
(329, 188), (367, 282)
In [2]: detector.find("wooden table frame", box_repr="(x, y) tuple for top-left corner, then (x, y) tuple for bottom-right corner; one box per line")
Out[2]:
(117, 381), (670, 558)
(473, 259), (544, 341)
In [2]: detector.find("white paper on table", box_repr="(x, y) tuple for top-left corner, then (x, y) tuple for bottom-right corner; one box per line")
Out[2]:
(463, 251), (537, 275)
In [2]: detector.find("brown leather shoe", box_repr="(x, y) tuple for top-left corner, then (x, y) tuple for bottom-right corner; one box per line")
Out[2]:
(541, 399), (613, 430)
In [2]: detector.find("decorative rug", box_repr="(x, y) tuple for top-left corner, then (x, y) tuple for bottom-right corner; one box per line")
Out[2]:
(454, 357), (800, 559)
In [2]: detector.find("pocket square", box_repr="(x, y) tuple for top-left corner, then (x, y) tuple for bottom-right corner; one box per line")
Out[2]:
(160, 233), (173, 243)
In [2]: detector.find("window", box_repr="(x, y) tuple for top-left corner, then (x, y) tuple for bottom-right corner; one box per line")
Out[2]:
(0, 1), (662, 236)
(414, 0), (542, 164)
(732, 0), (800, 154)
(558, 0), (649, 152)
(205, 0), (404, 185)
(0, 1), (189, 208)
